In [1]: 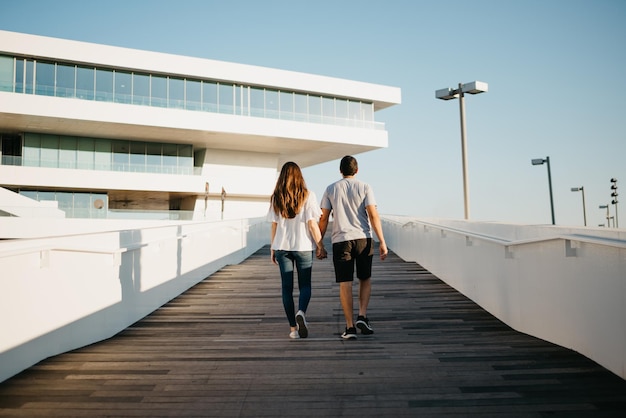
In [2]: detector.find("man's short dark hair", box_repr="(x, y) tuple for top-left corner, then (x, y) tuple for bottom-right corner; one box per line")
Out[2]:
(340, 155), (358, 176)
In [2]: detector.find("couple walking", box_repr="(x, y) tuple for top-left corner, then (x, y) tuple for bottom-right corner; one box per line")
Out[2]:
(266, 155), (388, 340)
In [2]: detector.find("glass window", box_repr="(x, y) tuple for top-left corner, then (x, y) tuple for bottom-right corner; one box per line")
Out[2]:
(202, 80), (217, 112)
(95, 68), (113, 101)
(178, 144), (193, 174)
(56, 63), (75, 98)
(151, 75), (167, 107)
(186, 79), (201, 110)
(308, 95), (322, 123)
(362, 102), (373, 122)
(59, 135), (77, 169)
(279, 91), (294, 120)
(76, 66), (94, 100)
(40, 134), (59, 168)
(129, 142), (146, 172)
(235, 85), (245, 115)
(132, 73), (150, 105)
(25, 60), (34, 94)
(265, 89), (279, 119)
(349, 100), (362, 126)
(35, 61), (55, 96)
(146, 142), (162, 173)
(112, 140), (129, 171)
(249, 87), (264, 117)
(73, 193), (91, 218)
(162, 143), (177, 174)
(336, 98), (348, 125)
(114, 71), (131, 104)
(15, 59), (24, 93)
(23, 133), (40, 166)
(169, 77), (184, 108)
(294, 93), (308, 122)
(77, 137), (94, 170)
(218, 83), (234, 114)
(322, 96), (335, 124)
(94, 139), (111, 170)
(0, 55), (13, 92)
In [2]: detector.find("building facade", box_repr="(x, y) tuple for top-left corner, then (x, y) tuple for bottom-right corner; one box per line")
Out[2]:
(0, 30), (401, 222)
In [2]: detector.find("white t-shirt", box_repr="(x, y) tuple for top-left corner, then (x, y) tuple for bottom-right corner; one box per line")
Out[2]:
(320, 177), (376, 244)
(266, 191), (322, 251)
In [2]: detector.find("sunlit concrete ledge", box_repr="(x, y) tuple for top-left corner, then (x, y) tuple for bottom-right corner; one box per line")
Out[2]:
(383, 216), (626, 380)
(0, 217), (269, 383)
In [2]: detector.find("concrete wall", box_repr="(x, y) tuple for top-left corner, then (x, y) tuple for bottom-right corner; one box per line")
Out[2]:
(0, 217), (269, 382)
(382, 216), (626, 380)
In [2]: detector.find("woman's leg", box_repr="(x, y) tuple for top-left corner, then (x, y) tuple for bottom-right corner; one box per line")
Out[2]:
(274, 250), (296, 327)
(294, 251), (313, 313)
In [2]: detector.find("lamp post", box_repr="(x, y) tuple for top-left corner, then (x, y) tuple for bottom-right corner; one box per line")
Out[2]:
(599, 204), (610, 228)
(610, 178), (618, 228)
(570, 186), (587, 226)
(436, 81), (488, 220)
(532, 157), (555, 225)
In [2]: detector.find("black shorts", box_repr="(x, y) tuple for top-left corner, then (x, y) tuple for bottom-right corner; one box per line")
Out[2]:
(332, 238), (373, 283)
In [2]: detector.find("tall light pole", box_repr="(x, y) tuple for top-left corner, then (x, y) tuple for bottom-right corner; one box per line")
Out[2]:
(532, 157), (555, 225)
(610, 178), (618, 228)
(570, 186), (587, 226)
(599, 204), (610, 228)
(436, 81), (488, 219)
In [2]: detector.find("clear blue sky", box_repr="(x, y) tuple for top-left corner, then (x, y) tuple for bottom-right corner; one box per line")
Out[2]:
(2, 0), (625, 227)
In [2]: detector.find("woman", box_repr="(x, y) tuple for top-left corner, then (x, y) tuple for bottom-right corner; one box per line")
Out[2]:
(267, 162), (327, 339)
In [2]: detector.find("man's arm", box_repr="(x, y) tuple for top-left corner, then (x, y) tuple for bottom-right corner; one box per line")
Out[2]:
(319, 208), (331, 239)
(366, 205), (388, 261)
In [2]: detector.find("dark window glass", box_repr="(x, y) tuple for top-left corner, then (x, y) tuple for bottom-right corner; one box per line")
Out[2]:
(35, 61), (55, 96)
(112, 140), (129, 171)
(114, 71), (131, 104)
(132, 73), (150, 105)
(129, 142), (146, 171)
(186, 79), (201, 110)
(169, 77), (184, 108)
(250, 87), (264, 117)
(95, 68), (113, 101)
(56, 63), (75, 98)
(202, 81), (217, 112)
(218, 83), (234, 114)
(15, 59), (24, 93)
(265, 89), (279, 119)
(25, 60), (34, 94)
(76, 66), (94, 100)
(0, 55), (13, 92)
(151, 75), (167, 107)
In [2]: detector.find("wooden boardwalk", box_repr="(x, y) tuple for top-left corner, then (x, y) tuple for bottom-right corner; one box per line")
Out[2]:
(1, 244), (625, 417)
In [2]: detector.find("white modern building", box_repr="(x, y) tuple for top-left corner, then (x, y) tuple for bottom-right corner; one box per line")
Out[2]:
(0, 30), (401, 225)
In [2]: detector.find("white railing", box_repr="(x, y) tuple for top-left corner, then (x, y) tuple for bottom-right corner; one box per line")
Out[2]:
(0, 217), (269, 383)
(382, 215), (626, 380)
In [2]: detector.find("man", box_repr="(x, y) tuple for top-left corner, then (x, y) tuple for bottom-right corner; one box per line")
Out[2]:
(319, 155), (388, 339)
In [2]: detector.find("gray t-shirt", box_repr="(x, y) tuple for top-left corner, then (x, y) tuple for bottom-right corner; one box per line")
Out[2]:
(320, 177), (376, 244)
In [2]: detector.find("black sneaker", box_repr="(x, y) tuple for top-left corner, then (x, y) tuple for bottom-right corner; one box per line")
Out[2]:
(356, 316), (374, 335)
(341, 327), (357, 340)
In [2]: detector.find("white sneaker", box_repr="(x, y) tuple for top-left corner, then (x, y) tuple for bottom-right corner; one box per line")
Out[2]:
(296, 310), (308, 338)
(289, 330), (300, 339)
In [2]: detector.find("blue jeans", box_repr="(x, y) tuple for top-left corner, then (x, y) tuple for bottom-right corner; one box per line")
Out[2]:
(274, 250), (313, 327)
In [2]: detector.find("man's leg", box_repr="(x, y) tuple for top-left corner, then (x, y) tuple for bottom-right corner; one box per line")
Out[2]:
(358, 277), (371, 318)
(339, 281), (354, 328)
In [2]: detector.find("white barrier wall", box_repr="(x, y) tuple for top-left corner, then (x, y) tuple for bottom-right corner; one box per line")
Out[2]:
(382, 216), (626, 380)
(0, 217), (269, 383)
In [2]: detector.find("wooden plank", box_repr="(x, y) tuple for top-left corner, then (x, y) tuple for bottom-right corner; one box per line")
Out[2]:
(1, 244), (625, 417)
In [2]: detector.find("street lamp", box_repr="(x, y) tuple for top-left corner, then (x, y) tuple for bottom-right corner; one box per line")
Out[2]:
(436, 81), (488, 219)
(610, 178), (618, 228)
(570, 186), (587, 226)
(532, 157), (555, 225)
(599, 204), (610, 228)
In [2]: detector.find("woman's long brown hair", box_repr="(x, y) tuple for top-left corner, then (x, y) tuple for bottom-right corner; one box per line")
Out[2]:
(271, 161), (309, 219)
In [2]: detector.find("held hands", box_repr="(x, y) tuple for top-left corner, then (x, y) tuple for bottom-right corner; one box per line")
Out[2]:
(379, 242), (388, 261)
(316, 246), (328, 260)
